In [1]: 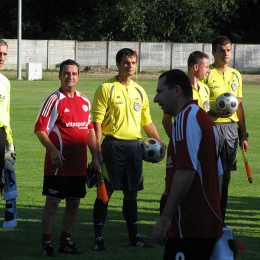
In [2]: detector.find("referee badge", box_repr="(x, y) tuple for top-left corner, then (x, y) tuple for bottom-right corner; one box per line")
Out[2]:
(231, 82), (238, 92)
(134, 101), (141, 111)
(204, 100), (210, 112)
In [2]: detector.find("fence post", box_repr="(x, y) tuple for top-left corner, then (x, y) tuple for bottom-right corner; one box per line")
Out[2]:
(75, 41), (78, 62)
(106, 41), (111, 69)
(138, 42), (142, 72)
(233, 43), (236, 70)
(47, 40), (50, 70)
(171, 43), (175, 70)
(170, 42), (174, 70)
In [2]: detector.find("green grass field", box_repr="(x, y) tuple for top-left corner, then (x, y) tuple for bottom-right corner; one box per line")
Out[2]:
(0, 72), (259, 259)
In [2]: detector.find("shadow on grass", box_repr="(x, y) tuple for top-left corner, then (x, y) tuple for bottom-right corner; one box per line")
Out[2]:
(225, 196), (260, 260)
(0, 195), (259, 260)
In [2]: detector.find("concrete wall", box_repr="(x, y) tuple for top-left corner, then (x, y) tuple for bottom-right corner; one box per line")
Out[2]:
(3, 39), (260, 73)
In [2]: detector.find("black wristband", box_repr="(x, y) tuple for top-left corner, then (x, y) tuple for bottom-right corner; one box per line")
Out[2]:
(240, 133), (249, 138)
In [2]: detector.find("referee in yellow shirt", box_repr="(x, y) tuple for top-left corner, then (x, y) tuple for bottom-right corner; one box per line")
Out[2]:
(160, 51), (212, 214)
(91, 48), (166, 251)
(204, 36), (248, 224)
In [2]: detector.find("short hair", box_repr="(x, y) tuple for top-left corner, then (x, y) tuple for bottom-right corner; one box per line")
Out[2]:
(0, 39), (8, 48)
(187, 51), (209, 69)
(59, 59), (80, 75)
(159, 69), (192, 98)
(212, 36), (232, 52)
(116, 48), (137, 64)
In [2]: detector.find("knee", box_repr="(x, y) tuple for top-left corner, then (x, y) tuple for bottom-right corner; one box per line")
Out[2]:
(123, 191), (137, 201)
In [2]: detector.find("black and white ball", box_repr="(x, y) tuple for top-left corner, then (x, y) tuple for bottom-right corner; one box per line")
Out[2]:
(216, 92), (238, 114)
(141, 138), (162, 162)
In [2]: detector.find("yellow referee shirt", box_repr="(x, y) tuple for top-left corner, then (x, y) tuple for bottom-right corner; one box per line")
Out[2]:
(0, 73), (13, 145)
(192, 82), (210, 112)
(203, 65), (242, 123)
(92, 77), (152, 140)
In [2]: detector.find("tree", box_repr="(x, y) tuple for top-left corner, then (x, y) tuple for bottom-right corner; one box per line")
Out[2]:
(0, 0), (260, 43)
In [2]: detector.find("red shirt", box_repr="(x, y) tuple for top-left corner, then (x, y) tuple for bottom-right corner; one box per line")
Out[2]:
(34, 88), (94, 176)
(166, 100), (223, 238)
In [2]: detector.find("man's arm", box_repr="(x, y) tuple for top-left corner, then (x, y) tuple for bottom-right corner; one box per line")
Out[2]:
(35, 130), (64, 168)
(153, 168), (195, 245)
(162, 114), (173, 139)
(88, 128), (100, 169)
(143, 122), (165, 145)
(93, 122), (103, 164)
(236, 98), (248, 151)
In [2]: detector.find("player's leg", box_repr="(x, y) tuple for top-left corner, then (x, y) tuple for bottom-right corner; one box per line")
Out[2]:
(93, 137), (121, 251)
(123, 140), (153, 248)
(42, 176), (63, 257)
(93, 190), (113, 251)
(58, 176), (86, 254)
(219, 123), (238, 223)
(42, 196), (60, 256)
(123, 190), (138, 241)
(221, 170), (231, 223)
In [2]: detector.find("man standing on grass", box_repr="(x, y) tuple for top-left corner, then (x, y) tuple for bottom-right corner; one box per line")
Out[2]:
(204, 36), (248, 223)
(153, 69), (223, 260)
(91, 48), (166, 251)
(34, 59), (100, 257)
(0, 39), (16, 193)
(159, 51), (211, 214)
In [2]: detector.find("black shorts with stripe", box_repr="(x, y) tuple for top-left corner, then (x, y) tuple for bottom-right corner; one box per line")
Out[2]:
(101, 136), (144, 191)
(42, 175), (86, 199)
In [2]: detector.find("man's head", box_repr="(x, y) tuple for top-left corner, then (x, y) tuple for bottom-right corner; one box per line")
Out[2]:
(116, 48), (137, 77)
(59, 59), (80, 76)
(187, 51), (210, 80)
(154, 69), (192, 116)
(0, 39), (8, 69)
(212, 36), (232, 66)
(59, 59), (80, 92)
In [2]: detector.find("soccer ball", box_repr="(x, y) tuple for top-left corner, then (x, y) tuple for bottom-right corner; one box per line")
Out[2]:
(216, 93), (238, 114)
(141, 138), (162, 162)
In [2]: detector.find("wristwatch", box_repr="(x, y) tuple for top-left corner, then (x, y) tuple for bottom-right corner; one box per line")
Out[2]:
(240, 132), (249, 138)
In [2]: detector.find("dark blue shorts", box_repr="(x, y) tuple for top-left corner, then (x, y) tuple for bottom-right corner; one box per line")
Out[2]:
(101, 137), (144, 191)
(163, 237), (217, 260)
(42, 175), (86, 199)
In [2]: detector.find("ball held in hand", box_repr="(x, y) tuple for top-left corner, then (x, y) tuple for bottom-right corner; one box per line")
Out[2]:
(141, 138), (163, 162)
(216, 92), (238, 114)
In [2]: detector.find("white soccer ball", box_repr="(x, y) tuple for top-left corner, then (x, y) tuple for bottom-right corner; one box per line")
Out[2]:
(141, 138), (162, 162)
(216, 92), (238, 114)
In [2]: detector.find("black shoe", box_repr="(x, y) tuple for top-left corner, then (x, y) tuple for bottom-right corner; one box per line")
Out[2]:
(129, 234), (154, 248)
(42, 243), (55, 257)
(94, 237), (107, 251)
(58, 241), (81, 254)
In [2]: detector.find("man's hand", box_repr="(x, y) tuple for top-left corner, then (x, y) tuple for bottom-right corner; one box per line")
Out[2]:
(209, 110), (232, 118)
(153, 215), (171, 245)
(4, 150), (16, 164)
(153, 144), (166, 163)
(50, 148), (64, 168)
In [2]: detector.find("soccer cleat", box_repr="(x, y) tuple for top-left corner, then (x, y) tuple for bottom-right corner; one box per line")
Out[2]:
(42, 243), (55, 257)
(94, 237), (107, 251)
(58, 241), (81, 254)
(129, 234), (154, 248)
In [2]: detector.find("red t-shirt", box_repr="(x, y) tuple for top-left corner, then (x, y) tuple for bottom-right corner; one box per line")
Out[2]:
(166, 100), (223, 238)
(34, 88), (94, 177)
